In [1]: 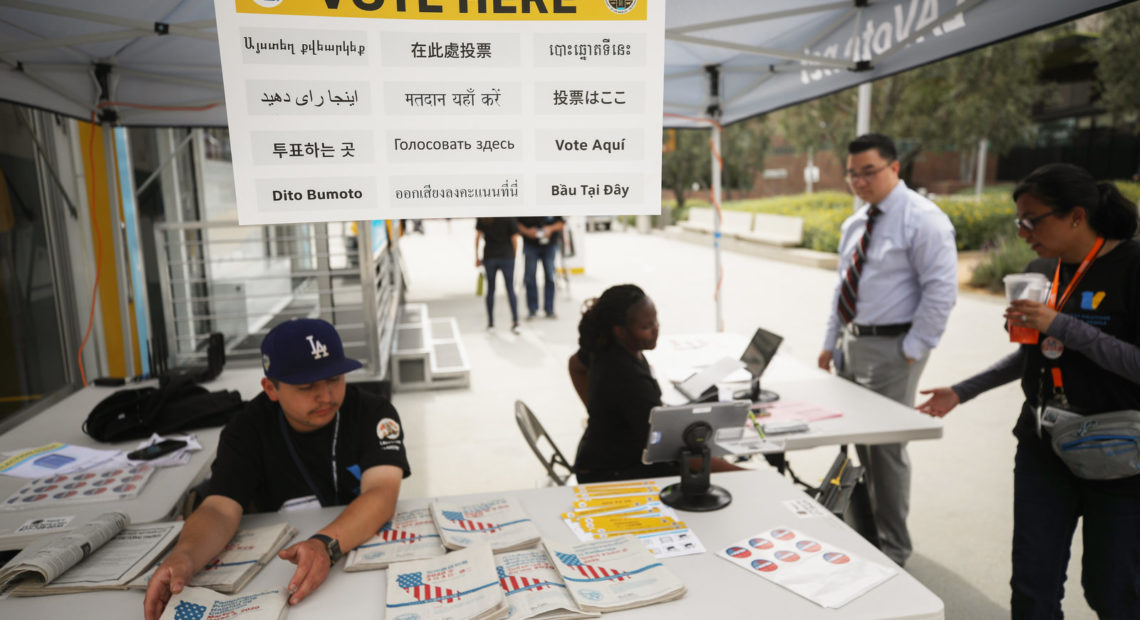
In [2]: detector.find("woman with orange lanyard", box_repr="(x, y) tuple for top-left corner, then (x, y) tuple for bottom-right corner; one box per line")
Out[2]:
(917, 163), (1140, 619)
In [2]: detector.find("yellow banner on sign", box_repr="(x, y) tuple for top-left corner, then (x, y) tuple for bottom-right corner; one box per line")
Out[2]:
(236, 0), (648, 21)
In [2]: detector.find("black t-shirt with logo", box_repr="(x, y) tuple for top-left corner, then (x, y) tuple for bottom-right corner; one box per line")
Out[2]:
(207, 384), (410, 513)
(1015, 239), (1140, 439)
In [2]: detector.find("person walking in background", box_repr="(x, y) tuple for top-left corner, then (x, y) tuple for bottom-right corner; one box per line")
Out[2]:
(918, 164), (1140, 619)
(817, 133), (958, 566)
(475, 217), (520, 334)
(517, 216), (565, 319)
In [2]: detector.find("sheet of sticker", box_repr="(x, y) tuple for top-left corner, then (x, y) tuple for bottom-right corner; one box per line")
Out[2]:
(0, 465), (155, 511)
(716, 526), (897, 608)
(561, 480), (705, 559)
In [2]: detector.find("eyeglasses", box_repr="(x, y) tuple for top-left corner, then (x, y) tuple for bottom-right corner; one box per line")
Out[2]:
(1014, 211), (1059, 231)
(844, 161), (893, 183)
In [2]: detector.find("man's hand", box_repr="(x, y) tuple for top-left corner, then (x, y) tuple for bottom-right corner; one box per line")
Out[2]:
(144, 550), (195, 620)
(278, 537), (332, 606)
(817, 350), (833, 371)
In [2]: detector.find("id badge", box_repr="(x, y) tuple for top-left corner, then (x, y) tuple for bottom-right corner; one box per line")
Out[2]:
(1036, 403), (1079, 437)
(279, 495), (321, 512)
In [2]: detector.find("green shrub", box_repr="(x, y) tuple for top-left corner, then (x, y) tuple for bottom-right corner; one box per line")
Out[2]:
(933, 194), (1016, 251)
(668, 179), (1139, 255)
(968, 230), (1038, 292)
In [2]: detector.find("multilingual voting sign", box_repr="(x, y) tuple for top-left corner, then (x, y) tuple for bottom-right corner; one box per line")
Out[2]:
(213, 0), (665, 225)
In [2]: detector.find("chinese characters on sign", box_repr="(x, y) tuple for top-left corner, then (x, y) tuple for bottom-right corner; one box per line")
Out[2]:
(213, 0), (664, 224)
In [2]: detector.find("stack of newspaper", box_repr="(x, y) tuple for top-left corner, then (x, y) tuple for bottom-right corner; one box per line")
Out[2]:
(0, 512), (181, 596)
(494, 549), (599, 620)
(430, 496), (540, 552)
(543, 536), (686, 612)
(385, 543), (508, 620)
(347, 506), (447, 571)
(132, 522), (297, 593)
(159, 586), (289, 620)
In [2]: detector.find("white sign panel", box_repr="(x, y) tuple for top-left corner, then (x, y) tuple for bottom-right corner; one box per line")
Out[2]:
(213, 0), (665, 225)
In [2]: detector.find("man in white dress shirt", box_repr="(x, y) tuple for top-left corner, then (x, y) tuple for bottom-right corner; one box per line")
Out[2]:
(817, 133), (958, 566)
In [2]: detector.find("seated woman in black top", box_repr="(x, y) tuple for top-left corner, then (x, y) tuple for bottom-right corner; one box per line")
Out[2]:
(570, 284), (673, 483)
(570, 285), (742, 483)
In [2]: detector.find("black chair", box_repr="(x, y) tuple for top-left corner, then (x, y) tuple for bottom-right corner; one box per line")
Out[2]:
(514, 400), (574, 486)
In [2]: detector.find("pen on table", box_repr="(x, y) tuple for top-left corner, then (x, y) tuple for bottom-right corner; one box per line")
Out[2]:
(747, 410), (766, 439)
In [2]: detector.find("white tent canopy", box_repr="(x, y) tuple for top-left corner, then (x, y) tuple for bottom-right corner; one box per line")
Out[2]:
(0, 0), (1130, 128)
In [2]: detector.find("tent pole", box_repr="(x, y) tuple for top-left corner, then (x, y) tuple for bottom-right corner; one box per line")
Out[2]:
(711, 121), (724, 333)
(706, 64), (724, 333)
(854, 82), (872, 211)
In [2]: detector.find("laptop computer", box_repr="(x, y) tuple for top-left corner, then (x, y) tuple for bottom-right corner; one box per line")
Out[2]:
(674, 327), (784, 403)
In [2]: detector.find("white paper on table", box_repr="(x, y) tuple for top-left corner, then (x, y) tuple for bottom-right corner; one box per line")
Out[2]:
(717, 526), (897, 608)
(125, 433), (202, 468)
(0, 444), (122, 479)
(675, 357), (747, 400)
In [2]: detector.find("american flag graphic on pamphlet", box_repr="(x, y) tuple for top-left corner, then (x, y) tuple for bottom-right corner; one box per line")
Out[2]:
(543, 536), (685, 613)
(347, 505), (446, 571)
(384, 544), (508, 620)
(430, 496), (540, 552)
(494, 549), (599, 620)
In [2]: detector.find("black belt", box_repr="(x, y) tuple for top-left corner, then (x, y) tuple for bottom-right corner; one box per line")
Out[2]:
(847, 322), (911, 337)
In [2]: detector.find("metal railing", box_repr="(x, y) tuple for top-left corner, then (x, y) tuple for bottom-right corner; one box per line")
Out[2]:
(154, 220), (403, 377)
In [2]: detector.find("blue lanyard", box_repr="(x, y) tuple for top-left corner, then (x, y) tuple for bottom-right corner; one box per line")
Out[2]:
(277, 408), (339, 506)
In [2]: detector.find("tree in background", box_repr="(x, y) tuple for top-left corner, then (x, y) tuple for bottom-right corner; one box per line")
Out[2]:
(661, 117), (772, 209)
(776, 31), (1045, 185)
(660, 128), (710, 210)
(1092, 3), (1140, 130)
(721, 116), (773, 201)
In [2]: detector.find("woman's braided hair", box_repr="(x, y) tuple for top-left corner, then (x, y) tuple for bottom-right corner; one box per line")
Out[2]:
(577, 284), (647, 359)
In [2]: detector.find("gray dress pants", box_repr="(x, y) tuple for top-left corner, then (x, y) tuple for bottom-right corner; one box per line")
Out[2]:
(837, 330), (928, 566)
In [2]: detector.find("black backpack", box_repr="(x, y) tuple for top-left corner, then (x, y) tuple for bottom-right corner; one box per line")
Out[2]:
(83, 377), (244, 443)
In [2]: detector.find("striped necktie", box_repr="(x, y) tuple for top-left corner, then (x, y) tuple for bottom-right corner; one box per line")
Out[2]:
(837, 205), (881, 325)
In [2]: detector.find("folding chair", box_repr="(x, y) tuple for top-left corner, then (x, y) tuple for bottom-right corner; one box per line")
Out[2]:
(514, 400), (574, 486)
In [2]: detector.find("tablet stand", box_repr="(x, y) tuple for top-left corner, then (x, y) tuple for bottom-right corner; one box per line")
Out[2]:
(733, 375), (780, 403)
(659, 422), (732, 511)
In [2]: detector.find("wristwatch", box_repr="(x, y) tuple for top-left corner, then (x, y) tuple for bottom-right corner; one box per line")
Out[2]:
(308, 534), (343, 566)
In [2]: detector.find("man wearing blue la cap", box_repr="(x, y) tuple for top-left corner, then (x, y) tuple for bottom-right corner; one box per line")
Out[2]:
(145, 319), (410, 620)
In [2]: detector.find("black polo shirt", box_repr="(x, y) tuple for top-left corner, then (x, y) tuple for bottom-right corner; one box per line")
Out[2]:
(206, 384), (410, 512)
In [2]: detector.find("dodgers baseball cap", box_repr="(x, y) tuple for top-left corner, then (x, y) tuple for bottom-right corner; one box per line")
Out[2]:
(261, 318), (362, 384)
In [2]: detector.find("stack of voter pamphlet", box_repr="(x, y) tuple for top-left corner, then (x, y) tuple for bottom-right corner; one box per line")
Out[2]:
(0, 512), (181, 596)
(159, 586), (289, 620)
(132, 522), (297, 594)
(561, 481), (704, 559)
(430, 496), (540, 552)
(716, 526), (897, 608)
(385, 543), (508, 620)
(543, 536), (686, 613)
(347, 506), (447, 571)
(494, 549), (599, 620)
